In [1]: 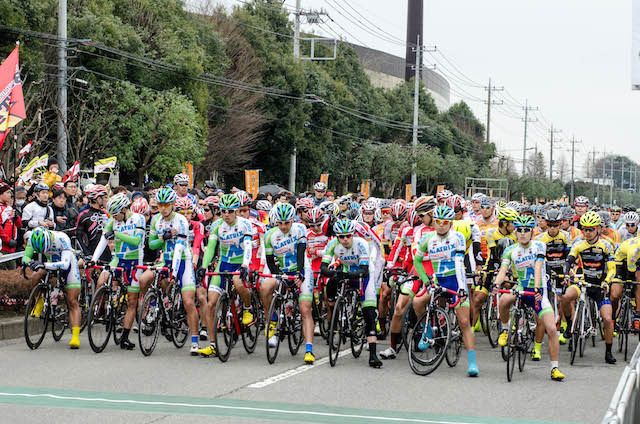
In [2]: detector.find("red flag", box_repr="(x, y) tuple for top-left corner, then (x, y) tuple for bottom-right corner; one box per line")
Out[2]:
(0, 45), (26, 149)
(18, 139), (32, 158)
(62, 160), (80, 182)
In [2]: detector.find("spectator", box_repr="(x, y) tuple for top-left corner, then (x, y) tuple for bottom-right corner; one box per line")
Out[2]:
(0, 182), (21, 268)
(14, 186), (27, 216)
(203, 180), (217, 196)
(276, 191), (288, 203)
(42, 157), (62, 192)
(326, 191), (335, 202)
(51, 189), (74, 232)
(149, 196), (159, 215)
(265, 192), (273, 203)
(76, 190), (87, 209)
(63, 180), (79, 223)
(113, 185), (127, 195)
(22, 183), (55, 233)
(131, 191), (144, 201)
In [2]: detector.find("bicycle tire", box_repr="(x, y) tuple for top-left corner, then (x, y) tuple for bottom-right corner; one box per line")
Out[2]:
(445, 309), (461, 367)
(24, 283), (49, 350)
(485, 294), (500, 348)
(51, 291), (68, 342)
(570, 304), (582, 365)
(350, 293), (365, 358)
(328, 296), (344, 367)
(169, 288), (188, 349)
(518, 312), (530, 372)
(314, 287), (329, 340)
(88, 286), (113, 353)
(400, 300), (416, 352)
(113, 289), (127, 346)
(506, 311), (518, 382)
(407, 306), (449, 376)
(241, 290), (261, 354)
(138, 290), (160, 356)
(625, 304), (631, 361)
(580, 303), (590, 358)
(79, 277), (93, 333)
(588, 299), (598, 348)
(214, 293), (233, 362)
(266, 294), (283, 364)
(618, 300), (627, 353)
(287, 295), (304, 356)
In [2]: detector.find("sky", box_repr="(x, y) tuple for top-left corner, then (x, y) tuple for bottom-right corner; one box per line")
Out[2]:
(213, 0), (639, 181)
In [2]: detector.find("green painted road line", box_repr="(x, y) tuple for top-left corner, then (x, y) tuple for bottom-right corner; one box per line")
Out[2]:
(0, 385), (576, 424)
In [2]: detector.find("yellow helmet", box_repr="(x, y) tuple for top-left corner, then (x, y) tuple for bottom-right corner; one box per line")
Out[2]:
(580, 211), (601, 228)
(497, 207), (519, 222)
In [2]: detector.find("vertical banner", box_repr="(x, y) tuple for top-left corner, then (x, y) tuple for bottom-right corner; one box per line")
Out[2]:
(436, 185), (445, 195)
(634, 0), (640, 89)
(245, 170), (259, 199)
(405, 184), (412, 202)
(0, 45), (26, 149)
(489, 189), (493, 198)
(182, 163), (194, 188)
(360, 180), (370, 199)
(320, 173), (329, 186)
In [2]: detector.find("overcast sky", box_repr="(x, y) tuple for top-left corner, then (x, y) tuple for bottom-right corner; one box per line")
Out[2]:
(215, 0), (639, 179)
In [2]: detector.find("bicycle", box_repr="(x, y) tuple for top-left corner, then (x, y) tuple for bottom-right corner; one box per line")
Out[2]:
(24, 268), (69, 349)
(311, 271), (329, 340)
(496, 287), (536, 382)
(326, 273), (367, 367)
(407, 282), (462, 376)
(136, 265), (186, 356)
(566, 277), (601, 365)
(208, 270), (262, 362)
(616, 280), (640, 361)
(381, 267), (406, 339)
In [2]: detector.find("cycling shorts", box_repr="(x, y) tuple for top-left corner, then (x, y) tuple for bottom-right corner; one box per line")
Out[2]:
(208, 261), (241, 294)
(435, 275), (468, 309)
(113, 259), (140, 293)
(325, 275), (376, 308)
(569, 284), (611, 309)
(60, 256), (81, 290)
(519, 285), (553, 318)
(165, 260), (195, 293)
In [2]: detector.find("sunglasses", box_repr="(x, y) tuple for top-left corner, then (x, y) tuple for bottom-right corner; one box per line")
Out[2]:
(481, 205), (493, 209)
(434, 219), (451, 225)
(177, 183), (188, 187)
(418, 213), (429, 218)
(221, 209), (235, 214)
(583, 227), (597, 233)
(546, 223), (560, 227)
(315, 189), (326, 193)
(238, 208), (250, 213)
(363, 211), (374, 215)
(626, 223), (637, 227)
(310, 223), (322, 228)
(158, 203), (172, 208)
(515, 227), (532, 233)
(203, 208), (211, 212)
(338, 234), (353, 240)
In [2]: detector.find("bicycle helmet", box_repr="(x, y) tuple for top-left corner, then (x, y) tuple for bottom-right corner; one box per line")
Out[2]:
(319, 200), (334, 214)
(361, 201), (376, 213)
(445, 195), (464, 213)
(413, 196), (434, 213)
(408, 208), (420, 226)
(106, 193), (131, 216)
(34, 183), (49, 193)
(131, 197), (149, 215)
(31, 227), (52, 253)
(380, 199), (393, 211)
(496, 200), (507, 209)
(560, 207), (574, 221)
(333, 218), (355, 235)
(574, 196), (589, 207)
(433, 205), (455, 221)
(597, 210), (611, 226)
(518, 205), (533, 216)
(514, 215), (536, 228)
(544, 208), (563, 224)
(580, 211), (601, 227)
(497, 207), (519, 222)
(313, 182), (327, 191)
(255, 200), (272, 212)
(204, 180), (217, 190)
(436, 189), (453, 202)
(173, 173), (190, 185)
(156, 187), (177, 204)
(235, 191), (251, 207)
(219, 194), (240, 211)
(346, 208), (361, 221)
(203, 196), (220, 208)
(273, 203), (295, 222)
(295, 197), (314, 211)
(174, 196), (194, 212)
(624, 211), (640, 225)
(610, 205), (622, 213)
(390, 202), (407, 220)
(506, 201), (520, 210)
(85, 184), (108, 200)
(306, 207), (325, 224)
(338, 196), (351, 206)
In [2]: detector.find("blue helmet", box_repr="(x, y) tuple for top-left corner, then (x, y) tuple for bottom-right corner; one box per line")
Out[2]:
(31, 227), (52, 253)
(273, 203), (295, 222)
(433, 205), (455, 221)
(333, 218), (356, 235)
(156, 187), (177, 204)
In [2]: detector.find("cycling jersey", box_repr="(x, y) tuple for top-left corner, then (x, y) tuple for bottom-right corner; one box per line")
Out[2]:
(619, 226), (638, 242)
(265, 223), (307, 272)
(248, 217), (267, 272)
(388, 224), (414, 270)
(613, 237), (640, 281)
(188, 219), (206, 262)
(602, 228), (622, 248)
(565, 236), (615, 284)
(76, 206), (110, 262)
(535, 230), (572, 272)
(22, 231), (81, 290)
(476, 216), (498, 259)
(202, 217), (253, 268)
(149, 212), (195, 291)
(562, 225), (583, 243)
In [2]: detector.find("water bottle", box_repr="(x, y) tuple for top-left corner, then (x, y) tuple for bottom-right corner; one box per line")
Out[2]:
(163, 295), (170, 310)
(51, 287), (61, 306)
(285, 299), (294, 316)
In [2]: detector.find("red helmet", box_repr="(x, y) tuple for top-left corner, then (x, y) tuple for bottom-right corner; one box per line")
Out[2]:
(408, 207), (420, 226)
(131, 197), (149, 215)
(296, 197), (314, 210)
(85, 184), (108, 200)
(174, 197), (194, 212)
(445, 195), (464, 213)
(306, 207), (324, 224)
(203, 196), (219, 208)
(236, 191), (252, 207)
(390, 202), (407, 220)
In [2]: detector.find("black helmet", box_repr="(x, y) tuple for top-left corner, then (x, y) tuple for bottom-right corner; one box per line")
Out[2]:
(204, 180), (217, 189)
(544, 208), (562, 224)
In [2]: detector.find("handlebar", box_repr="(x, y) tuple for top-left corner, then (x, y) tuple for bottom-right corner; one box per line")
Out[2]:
(259, 273), (297, 280)
(416, 284), (464, 308)
(133, 265), (170, 282)
(84, 264), (129, 285)
(497, 288), (536, 297)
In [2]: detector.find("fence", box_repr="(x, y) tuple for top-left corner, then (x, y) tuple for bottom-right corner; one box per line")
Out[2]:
(602, 342), (640, 423)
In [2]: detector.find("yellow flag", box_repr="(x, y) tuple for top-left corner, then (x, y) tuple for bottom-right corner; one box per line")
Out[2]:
(245, 170), (259, 199)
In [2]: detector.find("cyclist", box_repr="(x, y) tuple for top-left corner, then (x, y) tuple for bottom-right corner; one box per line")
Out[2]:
(476, 197), (497, 261)
(141, 187), (201, 355)
(619, 212), (639, 241)
(436, 189), (453, 206)
(89, 193), (145, 350)
(261, 203), (314, 363)
(306, 207), (332, 311)
(560, 207), (582, 242)
(471, 207), (518, 330)
(562, 211), (616, 364)
(312, 182), (327, 206)
(610, 237), (640, 329)
(412, 205), (478, 377)
(468, 193), (484, 223)
(197, 194), (253, 357)
(321, 218), (382, 368)
(533, 206), (548, 238)
(598, 211), (621, 248)
(572, 196), (590, 229)
(173, 173), (197, 208)
(494, 215), (565, 381)
(295, 197), (314, 225)
(76, 184), (110, 265)
(23, 227), (83, 349)
(610, 205), (623, 229)
(201, 196), (220, 237)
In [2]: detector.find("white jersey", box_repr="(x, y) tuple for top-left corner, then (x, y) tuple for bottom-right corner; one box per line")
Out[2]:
(323, 236), (370, 273)
(151, 212), (192, 262)
(265, 222), (308, 272)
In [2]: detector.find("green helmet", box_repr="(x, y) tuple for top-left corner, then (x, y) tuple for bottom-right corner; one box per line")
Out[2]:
(219, 194), (240, 211)
(273, 202), (295, 222)
(31, 227), (52, 253)
(333, 218), (356, 235)
(156, 187), (176, 204)
(432, 205), (455, 220)
(514, 214), (536, 228)
(106, 193), (131, 216)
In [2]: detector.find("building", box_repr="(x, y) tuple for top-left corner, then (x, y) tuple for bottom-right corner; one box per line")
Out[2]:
(349, 43), (450, 112)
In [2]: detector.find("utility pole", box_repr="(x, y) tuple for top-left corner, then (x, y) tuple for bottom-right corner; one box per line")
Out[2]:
(569, 137), (581, 204)
(521, 99), (538, 176)
(549, 124), (562, 180)
(57, 0), (68, 172)
(610, 156), (615, 205)
(484, 78), (503, 144)
(591, 148), (596, 201)
(410, 35), (421, 196)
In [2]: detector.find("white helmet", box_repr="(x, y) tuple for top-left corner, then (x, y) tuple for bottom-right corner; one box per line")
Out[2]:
(624, 212), (640, 225)
(472, 193), (485, 202)
(313, 182), (327, 191)
(173, 173), (189, 184)
(256, 200), (272, 212)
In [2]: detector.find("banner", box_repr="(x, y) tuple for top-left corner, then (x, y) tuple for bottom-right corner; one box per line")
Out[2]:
(19, 155), (39, 183)
(19, 139), (32, 158)
(405, 184), (412, 203)
(0, 45), (26, 149)
(94, 156), (117, 175)
(360, 180), (370, 199)
(320, 173), (329, 186)
(62, 161), (80, 183)
(34, 154), (48, 171)
(436, 185), (444, 195)
(634, 0), (640, 89)
(245, 170), (259, 199)
(182, 163), (194, 188)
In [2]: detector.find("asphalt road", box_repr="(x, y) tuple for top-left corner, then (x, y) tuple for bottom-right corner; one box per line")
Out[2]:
(0, 325), (634, 424)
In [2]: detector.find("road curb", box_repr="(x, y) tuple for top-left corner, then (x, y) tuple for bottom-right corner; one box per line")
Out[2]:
(0, 317), (23, 341)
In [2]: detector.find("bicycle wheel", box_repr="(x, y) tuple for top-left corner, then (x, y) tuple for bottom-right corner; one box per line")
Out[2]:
(518, 313), (530, 372)
(113, 289), (127, 346)
(241, 290), (261, 354)
(87, 286), (113, 353)
(485, 294), (500, 348)
(328, 296), (344, 367)
(350, 295), (366, 358)
(400, 300), (416, 352)
(287, 295), (304, 356)
(445, 309), (461, 367)
(138, 290), (160, 356)
(170, 288), (188, 349)
(51, 291), (68, 342)
(214, 293), (233, 362)
(313, 287), (329, 340)
(266, 294), (283, 364)
(618, 300), (627, 353)
(625, 305), (632, 361)
(506, 311), (519, 382)
(79, 277), (93, 333)
(589, 300), (598, 347)
(408, 306), (449, 376)
(24, 283), (49, 350)
(570, 305), (582, 365)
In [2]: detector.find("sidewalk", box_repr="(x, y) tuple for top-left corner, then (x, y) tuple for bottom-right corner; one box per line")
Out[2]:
(0, 316), (23, 341)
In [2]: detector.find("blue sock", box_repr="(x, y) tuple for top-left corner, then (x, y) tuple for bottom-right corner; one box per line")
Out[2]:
(467, 350), (476, 363)
(191, 335), (198, 344)
(306, 343), (313, 354)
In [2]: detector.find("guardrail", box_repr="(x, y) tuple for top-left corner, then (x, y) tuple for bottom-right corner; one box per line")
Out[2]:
(0, 251), (24, 265)
(602, 342), (640, 423)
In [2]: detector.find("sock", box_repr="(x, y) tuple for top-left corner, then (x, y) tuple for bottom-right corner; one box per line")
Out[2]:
(501, 322), (508, 331)
(306, 343), (313, 354)
(561, 321), (567, 331)
(551, 361), (558, 370)
(369, 342), (377, 359)
(534, 342), (542, 352)
(244, 304), (252, 310)
(467, 350), (476, 364)
(390, 332), (400, 350)
(122, 328), (131, 342)
(379, 318), (386, 329)
(191, 335), (198, 345)
(606, 343), (612, 354)
(72, 326), (80, 339)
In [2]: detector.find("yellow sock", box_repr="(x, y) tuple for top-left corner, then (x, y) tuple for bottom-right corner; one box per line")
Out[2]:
(69, 326), (80, 349)
(561, 321), (567, 331)
(534, 342), (542, 352)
